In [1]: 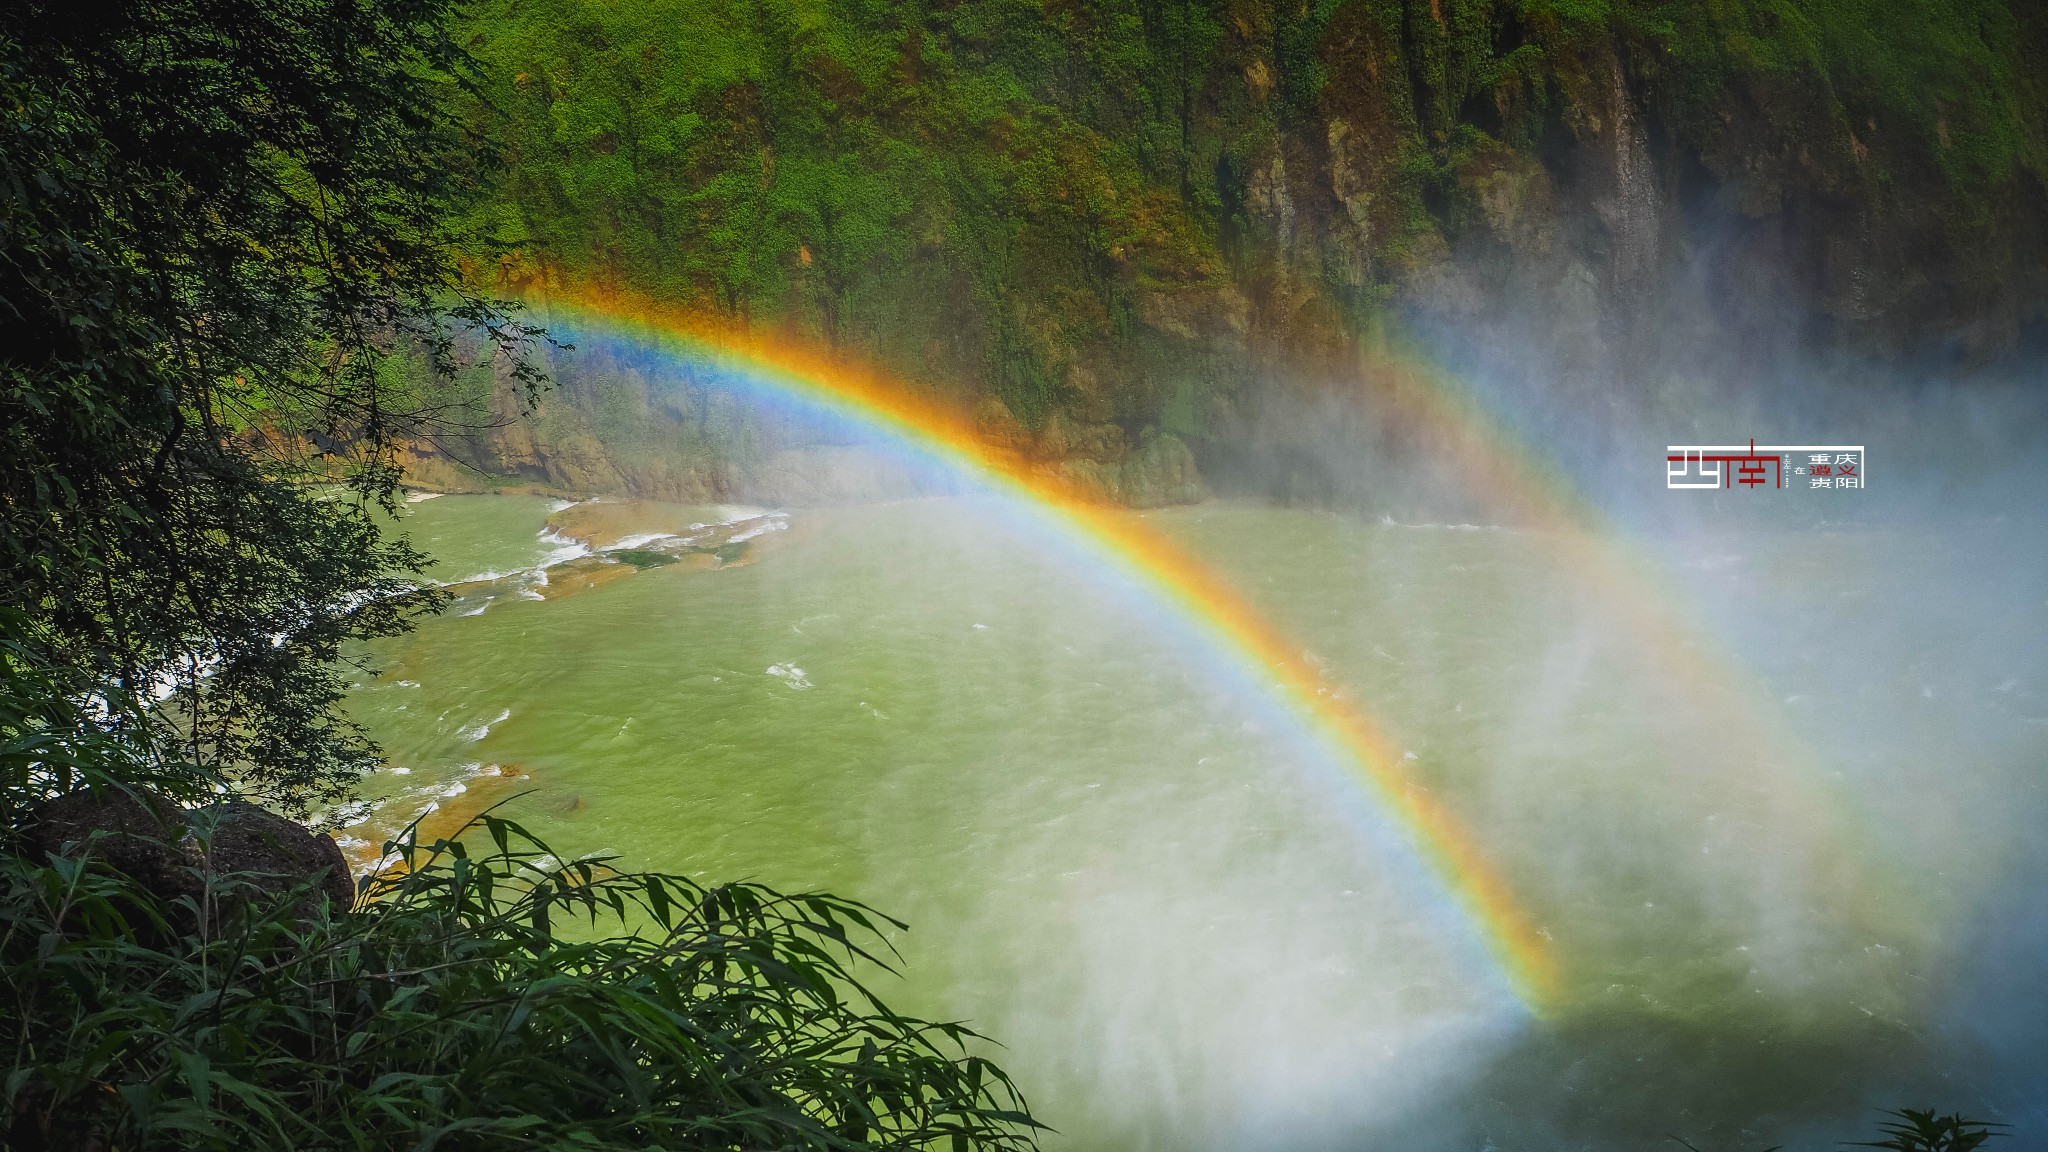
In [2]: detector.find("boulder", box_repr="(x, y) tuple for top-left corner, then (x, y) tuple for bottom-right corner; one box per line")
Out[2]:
(28, 788), (355, 928)
(1117, 431), (1206, 508)
(195, 800), (356, 915)
(29, 787), (203, 903)
(1036, 411), (1127, 463)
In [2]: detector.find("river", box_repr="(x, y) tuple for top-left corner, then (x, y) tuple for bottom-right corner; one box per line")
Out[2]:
(343, 491), (2048, 1150)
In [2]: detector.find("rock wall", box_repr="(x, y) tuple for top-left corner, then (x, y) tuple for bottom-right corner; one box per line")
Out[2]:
(425, 0), (2047, 507)
(397, 344), (1207, 508)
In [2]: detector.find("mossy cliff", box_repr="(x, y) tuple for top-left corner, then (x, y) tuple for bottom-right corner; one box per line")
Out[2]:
(414, 0), (2048, 503)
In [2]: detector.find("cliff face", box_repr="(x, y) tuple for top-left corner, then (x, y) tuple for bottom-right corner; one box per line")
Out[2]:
(398, 342), (1207, 507)
(429, 0), (2047, 504)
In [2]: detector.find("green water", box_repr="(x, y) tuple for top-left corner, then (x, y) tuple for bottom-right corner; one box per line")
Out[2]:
(396, 492), (571, 583)
(345, 494), (2042, 1150)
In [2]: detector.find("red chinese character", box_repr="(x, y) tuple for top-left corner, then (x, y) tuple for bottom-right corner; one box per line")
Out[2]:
(1812, 464), (1832, 476)
(1736, 459), (1769, 487)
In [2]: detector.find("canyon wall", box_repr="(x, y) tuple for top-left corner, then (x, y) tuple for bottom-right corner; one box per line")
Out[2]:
(411, 0), (2048, 504)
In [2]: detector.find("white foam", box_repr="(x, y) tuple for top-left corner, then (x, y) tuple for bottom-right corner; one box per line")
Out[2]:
(146, 653), (222, 702)
(536, 527), (591, 567)
(404, 491), (443, 503)
(1378, 518), (1507, 531)
(604, 532), (679, 551)
(330, 799), (379, 829)
(766, 664), (813, 690)
(727, 516), (789, 544)
(713, 504), (774, 523)
(458, 709), (511, 741)
(441, 568), (514, 586)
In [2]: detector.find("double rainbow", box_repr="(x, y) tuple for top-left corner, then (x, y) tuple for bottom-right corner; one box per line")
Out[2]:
(527, 288), (1563, 1009)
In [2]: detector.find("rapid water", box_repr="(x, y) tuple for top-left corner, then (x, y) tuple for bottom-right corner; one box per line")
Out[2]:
(344, 493), (2048, 1150)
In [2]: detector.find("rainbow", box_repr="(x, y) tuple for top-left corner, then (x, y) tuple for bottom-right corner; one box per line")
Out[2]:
(1347, 341), (1888, 938)
(524, 287), (1563, 1009)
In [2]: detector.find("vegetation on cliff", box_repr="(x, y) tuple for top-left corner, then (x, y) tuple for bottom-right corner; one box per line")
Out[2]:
(461, 0), (2048, 464)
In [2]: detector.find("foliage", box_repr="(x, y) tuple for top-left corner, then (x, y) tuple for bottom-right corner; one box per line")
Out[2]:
(461, 0), (2048, 440)
(1, 601), (1039, 1149)
(467, 0), (1225, 424)
(0, 621), (218, 826)
(2, 796), (1040, 1151)
(0, 4), (1044, 1150)
(1663, 1107), (2008, 1152)
(0, 0), (544, 813)
(1850, 1108), (2008, 1152)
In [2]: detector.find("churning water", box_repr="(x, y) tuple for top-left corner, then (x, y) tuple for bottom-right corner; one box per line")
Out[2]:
(344, 491), (2048, 1150)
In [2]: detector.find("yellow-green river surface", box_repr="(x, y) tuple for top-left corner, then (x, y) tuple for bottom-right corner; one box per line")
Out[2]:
(344, 493), (2048, 1151)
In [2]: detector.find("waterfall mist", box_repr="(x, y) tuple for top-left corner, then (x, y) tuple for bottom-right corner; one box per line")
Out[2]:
(1193, 218), (2048, 1141)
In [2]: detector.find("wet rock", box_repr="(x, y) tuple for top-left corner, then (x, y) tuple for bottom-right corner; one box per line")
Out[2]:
(540, 791), (586, 817)
(1036, 411), (1127, 463)
(1050, 432), (1204, 507)
(973, 396), (1033, 455)
(1118, 432), (1205, 508)
(532, 554), (640, 599)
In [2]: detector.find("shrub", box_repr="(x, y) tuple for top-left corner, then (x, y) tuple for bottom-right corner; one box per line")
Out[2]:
(3, 805), (1040, 1151)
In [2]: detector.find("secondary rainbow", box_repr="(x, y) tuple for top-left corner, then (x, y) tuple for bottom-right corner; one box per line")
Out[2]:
(529, 287), (1563, 1009)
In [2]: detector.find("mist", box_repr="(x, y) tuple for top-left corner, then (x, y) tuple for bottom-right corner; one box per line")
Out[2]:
(1176, 205), (2048, 1142)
